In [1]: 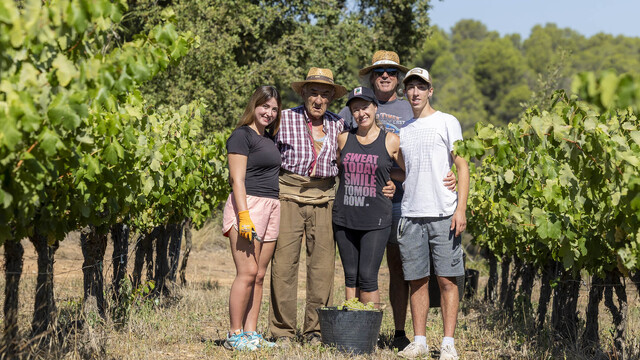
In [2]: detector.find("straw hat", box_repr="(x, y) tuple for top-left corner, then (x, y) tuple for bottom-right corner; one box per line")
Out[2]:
(358, 50), (410, 76)
(291, 67), (348, 99)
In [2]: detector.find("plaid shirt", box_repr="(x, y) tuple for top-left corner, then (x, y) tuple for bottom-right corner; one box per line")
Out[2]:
(277, 105), (344, 178)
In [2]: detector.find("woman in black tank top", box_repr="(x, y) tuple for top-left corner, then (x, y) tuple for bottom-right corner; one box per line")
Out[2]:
(333, 87), (405, 308)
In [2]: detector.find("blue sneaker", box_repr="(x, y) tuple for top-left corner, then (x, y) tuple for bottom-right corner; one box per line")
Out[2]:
(245, 331), (277, 348)
(224, 330), (257, 351)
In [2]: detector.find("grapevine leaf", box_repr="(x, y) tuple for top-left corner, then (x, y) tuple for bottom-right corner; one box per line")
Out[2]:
(81, 204), (90, 218)
(559, 243), (575, 268)
(558, 164), (577, 187)
(18, 93), (41, 132)
(52, 53), (79, 87)
(504, 170), (514, 184)
(630, 131), (640, 146)
(170, 37), (189, 60)
(468, 139), (485, 158)
(76, 134), (94, 144)
(48, 106), (81, 130)
(150, 159), (161, 172)
(9, 12), (24, 47)
(113, 140), (124, 159)
(531, 115), (551, 139)
(18, 63), (39, 88)
(584, 116), (597, 131)
(0, 119), (22, 150)
(154, 23), (179, 46)
(0, 1), (15, 24)
(619, 151), (640, 167)
(67, 0), (88, 33)
(86, 155), (101, 180)
(104, 143), (118, 165)
(40, 130), (60, 156)
(0, 189), (13, 209)
(142, 176), (155, 195)
(125, 104), (142, 118)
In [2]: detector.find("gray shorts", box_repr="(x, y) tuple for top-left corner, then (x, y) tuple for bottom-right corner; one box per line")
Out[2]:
(396, 216), (464, 281)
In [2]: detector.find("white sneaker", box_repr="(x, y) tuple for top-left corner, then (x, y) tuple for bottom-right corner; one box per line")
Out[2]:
(397, 341), (428, 359)
(439, 343), (459, 360)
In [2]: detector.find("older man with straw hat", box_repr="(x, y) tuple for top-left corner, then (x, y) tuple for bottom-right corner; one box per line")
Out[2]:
(268, 67), (346, 345)
(338, 51), (456, 351)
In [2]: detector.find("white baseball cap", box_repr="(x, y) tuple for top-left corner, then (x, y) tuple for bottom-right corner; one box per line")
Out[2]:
(402, 67), (432, 86)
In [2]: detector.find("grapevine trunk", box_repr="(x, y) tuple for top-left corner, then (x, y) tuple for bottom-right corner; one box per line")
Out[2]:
(517, 262), (535, 308)
(504, 256), (522, 315)
(499, 255), (511, 306)
(167, 222), (183, 283)
(582, 274), (604, 349)
(551, 268), (580, 341)
(632, 272), (640, 296)
(30, 231), (59, 338)
(485, 250), (498, 303)
(81, 226), (108, 320)
(179, 218), (193, 286)
(536, 261), (555, 330)
(132, 231), (154, 289)
(604, 270), (627, 359)
(154, 225), (171, 296)
(111, 223), (130, 303)
(3, 240), (24, 356)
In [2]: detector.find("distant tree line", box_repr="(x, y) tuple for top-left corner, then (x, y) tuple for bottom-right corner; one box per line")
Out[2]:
(122, 1), (640, 134)
(421, 20), (640, 135)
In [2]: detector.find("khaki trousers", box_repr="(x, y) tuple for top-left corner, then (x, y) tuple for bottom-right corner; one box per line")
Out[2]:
(269, 199), (335, 338)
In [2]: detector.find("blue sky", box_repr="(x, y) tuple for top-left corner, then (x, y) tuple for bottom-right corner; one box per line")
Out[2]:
(428, 0), (640, 38)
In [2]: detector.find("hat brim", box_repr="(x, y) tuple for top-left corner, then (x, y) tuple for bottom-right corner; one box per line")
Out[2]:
(358, 63), (410, 77)
(403, 73), (432, 86)
(346, 95), (378, 108)
(291, 80), (348, 99)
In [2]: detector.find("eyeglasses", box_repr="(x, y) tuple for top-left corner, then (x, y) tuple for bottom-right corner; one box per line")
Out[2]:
(372, 68), (398, 77)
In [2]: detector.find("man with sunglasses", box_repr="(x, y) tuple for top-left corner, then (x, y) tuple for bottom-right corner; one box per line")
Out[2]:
(339, 50), (412, 134)
(338, 51), (456, 351)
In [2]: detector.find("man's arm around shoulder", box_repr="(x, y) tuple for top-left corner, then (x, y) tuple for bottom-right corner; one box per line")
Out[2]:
(450, 153), (469, 236)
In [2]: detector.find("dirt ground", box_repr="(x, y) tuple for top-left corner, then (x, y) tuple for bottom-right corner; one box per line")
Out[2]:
(2, 222), (640, 359)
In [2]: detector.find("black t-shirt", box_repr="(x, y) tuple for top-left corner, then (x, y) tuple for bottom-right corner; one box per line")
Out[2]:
(226, 126), (281, 199)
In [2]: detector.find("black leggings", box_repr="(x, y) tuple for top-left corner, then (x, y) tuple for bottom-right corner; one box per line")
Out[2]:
(334, 224), (390, 292)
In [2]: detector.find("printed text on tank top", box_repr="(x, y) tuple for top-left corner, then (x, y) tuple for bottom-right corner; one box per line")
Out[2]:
(332, 129), (393, 230)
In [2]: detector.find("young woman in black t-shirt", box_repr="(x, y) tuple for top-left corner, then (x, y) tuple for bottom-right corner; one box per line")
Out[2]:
(222, 86), (282, 351)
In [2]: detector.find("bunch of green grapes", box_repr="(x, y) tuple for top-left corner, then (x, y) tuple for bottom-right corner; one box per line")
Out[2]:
(336, 297), (376, 311)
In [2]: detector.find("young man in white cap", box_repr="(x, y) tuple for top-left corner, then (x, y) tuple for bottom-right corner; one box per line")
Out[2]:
(339, 51), (456, 350)
(396, 68), (469, 360)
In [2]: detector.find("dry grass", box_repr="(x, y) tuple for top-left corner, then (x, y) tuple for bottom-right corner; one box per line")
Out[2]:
(1, 221), (639, 359)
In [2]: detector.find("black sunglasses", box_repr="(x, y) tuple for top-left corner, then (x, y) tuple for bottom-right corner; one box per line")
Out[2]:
(372, 68), (398, 76)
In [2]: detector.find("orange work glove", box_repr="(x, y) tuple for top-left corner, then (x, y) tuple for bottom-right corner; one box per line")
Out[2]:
(237, 210), (255, 242)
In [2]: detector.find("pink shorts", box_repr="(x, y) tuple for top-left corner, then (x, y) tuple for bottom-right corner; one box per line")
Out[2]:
(222, 194), (280, 242)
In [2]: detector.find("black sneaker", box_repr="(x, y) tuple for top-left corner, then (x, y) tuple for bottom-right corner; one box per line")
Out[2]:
(391, 335), (411, 351)
(304, 333), (322, 346)
(275, 336), (294, 349)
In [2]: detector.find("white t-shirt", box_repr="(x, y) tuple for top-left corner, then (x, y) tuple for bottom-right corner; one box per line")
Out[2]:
(399, 111), (463, 217)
